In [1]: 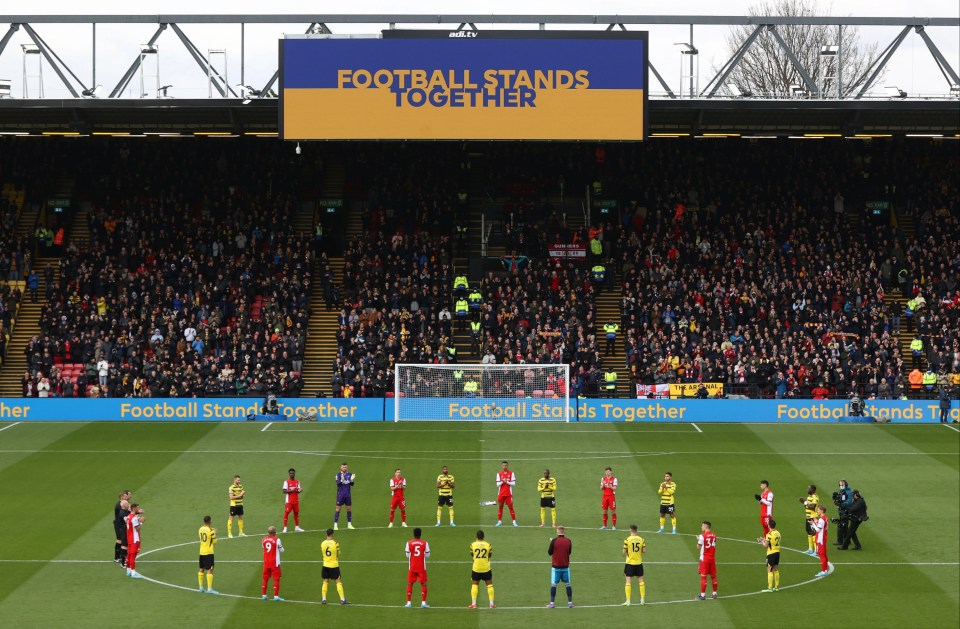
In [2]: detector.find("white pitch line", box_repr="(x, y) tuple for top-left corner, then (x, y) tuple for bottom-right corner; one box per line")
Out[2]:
(943, 423), (960, 434)
(691, 423), (702, 433)
(0, 421), (22, 433)
(261, 422), (273, 432)
(3, 559), (956, 567)
(1, 449), (955, 457)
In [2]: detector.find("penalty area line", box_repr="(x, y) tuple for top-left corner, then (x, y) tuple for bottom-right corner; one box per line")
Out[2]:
(943, 423), (960, 434)
(261, 422), (273, 432)
(0, 421), (22, 433)
(691, 423), (702, 433)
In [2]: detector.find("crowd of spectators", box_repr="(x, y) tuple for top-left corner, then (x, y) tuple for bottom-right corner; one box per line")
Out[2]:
(601, 140), (959, 398)
(20, 139), (316, 398)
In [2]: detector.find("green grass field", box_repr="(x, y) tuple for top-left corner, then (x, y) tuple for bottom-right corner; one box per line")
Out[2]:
(0, 420), (957, 629)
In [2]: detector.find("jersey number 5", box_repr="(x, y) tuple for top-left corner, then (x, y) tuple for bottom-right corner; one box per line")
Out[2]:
(412, 546), (422, 557)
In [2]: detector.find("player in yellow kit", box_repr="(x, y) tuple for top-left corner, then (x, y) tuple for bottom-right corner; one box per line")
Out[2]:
(468, 530), (495, 609)
(622, 524), (647, 605)
(657, 472), (677, 534)
(538, 469), (557, 528)
(198, 515), (218, 594)
(799, 485), (820, 555)
(320, 528), (350, 605)
(436, 465), (456, 527)
(760, 518), (782, 592)
(227, 475), (245, 538)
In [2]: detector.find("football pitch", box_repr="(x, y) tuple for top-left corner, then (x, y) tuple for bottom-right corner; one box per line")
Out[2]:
(0, 420), (957, 629)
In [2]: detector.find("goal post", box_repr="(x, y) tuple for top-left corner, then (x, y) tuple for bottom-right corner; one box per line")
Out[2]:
(394, 363), (571, 422)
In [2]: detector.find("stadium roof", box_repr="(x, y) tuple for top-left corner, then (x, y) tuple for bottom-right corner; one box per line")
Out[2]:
(0, 97), (956, 137)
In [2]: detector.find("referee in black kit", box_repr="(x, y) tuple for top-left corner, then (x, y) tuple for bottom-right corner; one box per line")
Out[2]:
(114, 490), (132, 566)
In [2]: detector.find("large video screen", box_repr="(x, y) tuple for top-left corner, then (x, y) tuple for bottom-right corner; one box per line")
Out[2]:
(280, 30), (647, 140)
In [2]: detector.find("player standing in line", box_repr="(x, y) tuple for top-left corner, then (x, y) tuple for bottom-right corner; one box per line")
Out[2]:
(810, 504), (831, 577)
(334, 462), (356, 531)
(198, 515), (218, 594)
(227, 475), (245, 538)
(755, 480), (774, 535)
(759, 517), (781, 592)
(657, 472), (677, 534)
(113, 490), (131, 566)
(622, 524), (646, 605)
(799, 484), (820, 555)
(282, 468), (304, 533)
(538, 469), (557, 528)
(125, 504), (144, 578)
(696, 521), (718, 600)
(468, 530), (495, 608)
(495, 461), (517, 527)
(436, 465), (456, 527)
(389, 469), (407, 528)
(547, 525), (573, 608)
(261, 525), (285, 601)
(404, 527), (430, 608)
(600, 467), (618, 530)
(320, 528), (350, 604)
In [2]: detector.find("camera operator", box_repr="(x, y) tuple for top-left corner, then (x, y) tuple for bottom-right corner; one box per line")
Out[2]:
(831, 480), (853, 546)
(262, 393), (280, 416)
(849, 393), (865, 417)
(840, 490), (867, 550)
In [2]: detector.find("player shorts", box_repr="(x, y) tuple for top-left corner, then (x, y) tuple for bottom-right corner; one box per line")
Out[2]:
(805, 522), (814, 535)
(262, 565), (281, 581)
(540, 497), (556, 509)
(199, 554), (215, 570)
(699, 560), (717, 576)
(321, 566), (342, 580)
(766, 552), (780, 567)
(471, 570), (493, 582)
(128, 542), (141, 554)
(407, 570), (428, 584)
(438, 495), (454, 507)
(336, 495), (352, 507)
(391, 496), (406, 511)
(601, 495), (616, 511)
(497, 495), (513, 507)
(284, 502), (299, 515)
(624, 564), (644, 578)
(114, 522), (126, 540)
(660, 504), (675, 516)
(550, 567), (571, 584)
(230, 505), (244, 517)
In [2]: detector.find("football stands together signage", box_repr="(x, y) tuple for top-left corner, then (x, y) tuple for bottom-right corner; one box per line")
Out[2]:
(0, 398), (949, 423)
(280, 30), (648, 140)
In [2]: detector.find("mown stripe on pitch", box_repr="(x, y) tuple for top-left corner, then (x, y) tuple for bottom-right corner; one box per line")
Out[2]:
(743, 423), (959, 625)
(0, 422), (218, 606)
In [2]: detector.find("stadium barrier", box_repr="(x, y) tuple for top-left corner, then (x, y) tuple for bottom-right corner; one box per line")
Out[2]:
(0, 398), (951, 423)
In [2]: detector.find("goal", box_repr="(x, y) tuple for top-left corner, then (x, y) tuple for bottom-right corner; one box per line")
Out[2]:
(394, 363), (571, 422)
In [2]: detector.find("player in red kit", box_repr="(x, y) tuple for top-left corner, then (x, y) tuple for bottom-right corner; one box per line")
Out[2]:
(696, 521), (718, 600)
(755, 480), (774, 535)
(389, 469), (407, 528)
(600, 467), (618, 530)
(261, 525), (285, 601)
(496, 461), (517, 527)
(125, 504), (144, 578)
(282, 468), (304, 533)
(404, 527), (431, 608)
(810, 503), (831, 577)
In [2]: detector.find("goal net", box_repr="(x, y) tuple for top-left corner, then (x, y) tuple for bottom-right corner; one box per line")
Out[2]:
(394, 363), (571, 422)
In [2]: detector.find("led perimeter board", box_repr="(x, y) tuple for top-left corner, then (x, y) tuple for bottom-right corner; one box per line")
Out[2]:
(280, 30), (648, 141)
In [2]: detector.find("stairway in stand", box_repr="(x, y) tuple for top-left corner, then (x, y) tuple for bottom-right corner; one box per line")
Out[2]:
(890, 209), (921, 368)
(593, 271), (631, 397)
(300, 160), (348, 397)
